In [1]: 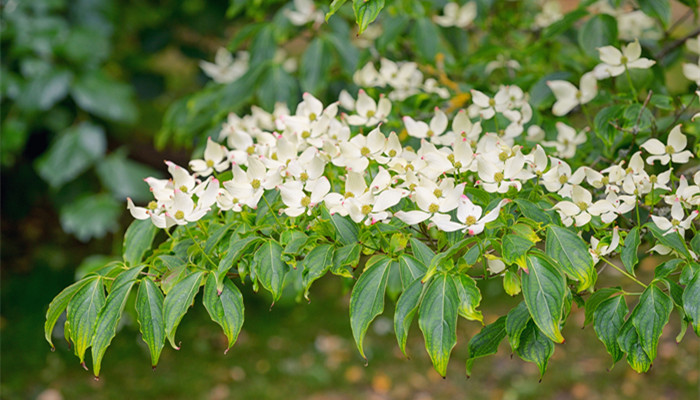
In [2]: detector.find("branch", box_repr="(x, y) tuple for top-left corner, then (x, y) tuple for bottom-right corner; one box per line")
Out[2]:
(655, 26), (700, 60)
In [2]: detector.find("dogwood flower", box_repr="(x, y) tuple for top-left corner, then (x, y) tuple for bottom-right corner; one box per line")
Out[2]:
(547, 72), (597, 116)
(199, 49), (249, 84)
(640, 124), (694, 165)
(394, 182), (465, 225)
(189, 137), (230, 177)
(283, 0), (323, 26)
(594, 39), (655, 79)
(431, 196), (510, 235)
(553, 185), (615, 227)
(403, 108), (448, 142)
(344, 90), (391, 126)
(279, 177), (330, 217)
(589, 226), (620, 264)
(665, 175), (700, 207)
(433, 2), (477, 29)
(651, 199), (699, 237)
(542, 122), (587, 159)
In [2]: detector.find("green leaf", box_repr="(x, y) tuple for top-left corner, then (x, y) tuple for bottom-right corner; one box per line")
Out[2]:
(322, 208), (359, 245)
(353, 0), (385, 35)
(621, 227), (640, 276)
(522, 253), (566, 343)
(654, 259), (684, 280)
(505, 301), (531, 351)
(514, 199), (553, 225)
(66, 277), (106, 364)
(45, 278), (95, 349)
(163, 270), (205, 349)
(419, 273), (459, 377)
(545, 225), (596, 292)
(215, 236), (263, 292)
(452, 275), (483, 323)
(325, 32), (359, 77)
(502, 234), (533, 266)
(71, 72), (137, 123)
(577, 14), (617, 57)
(331, 243), (360, 277)
(638, 0), (671, 28)
(397, 254), (427, 290)
(256, 66), (299, 110)
(91, 265), (145, 377)
(617, 318), (652, 373)
(593, 295), (627, 367)
(412, 17), (439, 62)
(326, 0), (348, 21)
(203, 274), (244, 352)
(394, 278), (425, 356)
(301, 244), (335, 299)
(282, 231), (308, 255)
(691, 233), (700, 256)
(593, 105), (624, 147)
(135, 277), (166, 367)
(300, 38), (331, 94)
(35, 122), (106, 188)
(632, 285), (673, 361)
(584, 287), (622, 326)
(123, 219), (158, 266)
(96, 150), (163, 202)
(16, 69), (72, 111)
(349, 255), (391, 359)
(59, 194), (122, 242)
(682, 267), (700, 336)
(253, 240), (288, 303)
(542, 9), (588, 39)
(410, 237), (435, 267)
(515, 321), (555, 379)
(466, 316), (507, 377)
(647, 223), (692, 259)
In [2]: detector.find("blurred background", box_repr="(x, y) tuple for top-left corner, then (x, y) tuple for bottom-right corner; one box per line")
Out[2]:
(1, 0), (698, 399)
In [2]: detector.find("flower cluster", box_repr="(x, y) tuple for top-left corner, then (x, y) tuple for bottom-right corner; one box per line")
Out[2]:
(351, 58), (450, 101)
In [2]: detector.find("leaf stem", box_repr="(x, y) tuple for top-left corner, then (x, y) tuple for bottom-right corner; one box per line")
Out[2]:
(624, 66), (638, 102)
(186, 226), (218, 269)
(600, 257), (647, 289)
(262, 191), (283, 227)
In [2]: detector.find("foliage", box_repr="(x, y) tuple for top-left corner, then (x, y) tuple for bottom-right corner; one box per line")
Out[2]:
(44, 0), (700, 381)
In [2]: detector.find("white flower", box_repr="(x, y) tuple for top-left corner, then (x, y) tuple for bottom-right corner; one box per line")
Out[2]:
(283, 0), (323, 26)
(160, 178), (219, 228)
(476, 150), (529, 194)
(616, 11), (661, 41)
(589, 226), (620, 264)
(431, 196), (510, 235)
(651, 199), (699, 237)
(541, 157), (585, 197)
(394, 181), (465, 225)
(433, 2), (477, 29)
(199, 49), (249, 84)
(547, 72), (597, 116)
(224, 157), (280, 209)
(593, 39), (655, 79)
(451, 109), (482, 143)
(665, 175), (700, 207)
(534, 1), (562, 29)
(542, 122), (587, 159)
(640, 124), (694, 165)
(344, 90), (391, 126)
(470, 89), (507, 119)
(189, 137), (230, 177)
(553, 185), (615, 227)
(597, 192), (636, 224)
(279, 177), (330, 217)
(683, 58), (700, 86)
(403, 108), (448, 142)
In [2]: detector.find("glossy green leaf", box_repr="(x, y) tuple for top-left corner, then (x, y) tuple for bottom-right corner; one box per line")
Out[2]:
(503, 270), (521, 296)
(633, 285), (673, 362)
(71, 72), (137, 123)
(66, 277), (106, 364)
(301, 244), (335, 299)
(522, 253), (566, 343)
(215, 236), (263, 292)
(654, 259), (684, 280)
(123, 219), (158, 267)
(96, 150), (163, 203)
(281, 231), (308, 255)
(621, 227), (640, 276)
(353, 0), (385, 35)
(35, 122), (106, 188)
(452, 275), (482, 323)
(397, 254), (427, 290)
(683, 267), (700, 336)
(577, 14), (617, 57)
(419, 273), (459, 377)
(300, 38), (330, 94)
(514, 199), (553, 225)
(638, 0), (671, 27)
(331, 243), (360, 277)
(326, 0), (348, 21)
(394, 277), (425, 356)
(16, 69), (72, 111)
(135, 277), (166, 367)
(691, 233), (700, 256)
(412, 17), (439, 62)
(253, 240), (288, 303)
(515, 321), (555, 379)
(163, 270), (205, 349)
(584, 287), (621, 326)
(502, 234), (533, 266)
(322, 208), (359, 245)
(593, 295), (627, 367)
(91, 265), (145, 376)
(617, 318), (652, 373)
(410, 237), (435, 267)
(325, 32), (359, 77)
(466, 316), (507, 377)
(45, 277), (95, 349)
(203, 274), (244, 351)
(505, 301), (530, 351)
(59, 194), (121, 242)
(546, 225), (596, 292)
(350, 255), (391, 359)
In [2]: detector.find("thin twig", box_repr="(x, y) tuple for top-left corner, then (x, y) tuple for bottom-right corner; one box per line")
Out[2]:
(600, 257), (648, 289)
(655, 26), (700, 60)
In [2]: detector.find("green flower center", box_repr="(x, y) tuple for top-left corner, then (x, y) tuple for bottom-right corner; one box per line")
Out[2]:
(494, 172), (504, 183)
(465, 215), (477, 226)
(428, 203), (440, 213)
(174, 210), (185, 220)
(206, 159), (214, 168)
(361, 204), (372, 215)
(251, 179), (261, 189)
(361, 146), (370, 156)
(147, 201), (158, 210)
(301, 196), (311, 207)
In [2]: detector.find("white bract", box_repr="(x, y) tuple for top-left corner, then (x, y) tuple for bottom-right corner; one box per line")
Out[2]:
(640, 125), (694, 165)
(594, 39), (655, 79)
(199, 49), (249, 84)
(433, 2), (477, 29)
(547, 72), (597, 116)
